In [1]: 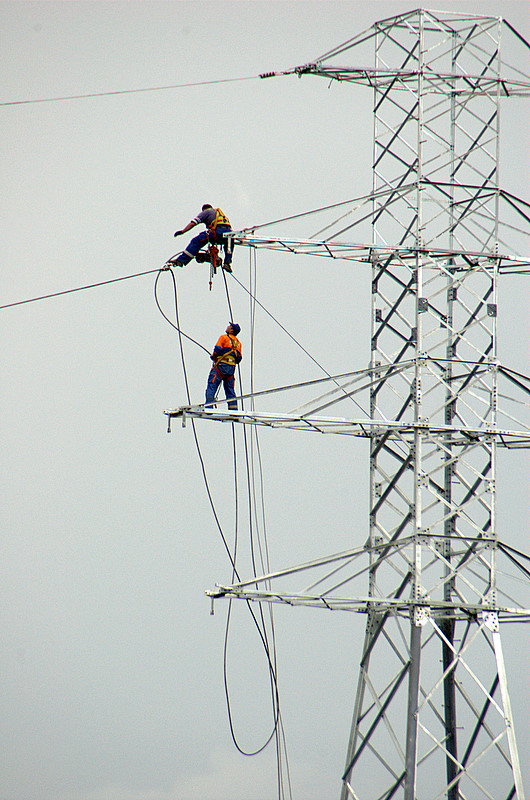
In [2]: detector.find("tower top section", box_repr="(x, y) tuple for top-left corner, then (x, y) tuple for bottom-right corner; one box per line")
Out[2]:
(266, 9), (530, 97)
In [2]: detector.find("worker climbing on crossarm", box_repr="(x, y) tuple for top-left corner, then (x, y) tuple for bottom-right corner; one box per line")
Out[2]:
(169, 204), (233, 271)
(205, 323), (242, 410)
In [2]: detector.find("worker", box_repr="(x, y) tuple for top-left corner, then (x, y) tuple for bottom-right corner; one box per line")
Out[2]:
(170, 204), (233, 271)
(205, 323), (242, 410)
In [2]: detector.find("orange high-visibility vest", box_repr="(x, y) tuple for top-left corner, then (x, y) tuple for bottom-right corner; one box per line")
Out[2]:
(214, 334), (241, 365)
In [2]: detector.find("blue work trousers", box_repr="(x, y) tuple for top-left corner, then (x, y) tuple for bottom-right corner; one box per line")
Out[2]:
(206, 362), (237, 409)
(180, 226), (232, 266)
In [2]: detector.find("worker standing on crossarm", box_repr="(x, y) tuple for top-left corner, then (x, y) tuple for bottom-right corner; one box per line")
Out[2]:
(205, 323), (242, 410)
(170, 204), (233, 271)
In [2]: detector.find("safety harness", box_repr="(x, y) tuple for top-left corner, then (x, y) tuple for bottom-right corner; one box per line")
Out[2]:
(213, 335), (241, 378)
(208, 208), (231, 231)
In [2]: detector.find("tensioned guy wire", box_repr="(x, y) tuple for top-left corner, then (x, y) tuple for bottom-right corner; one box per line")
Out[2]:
(229, 270), (370, 416)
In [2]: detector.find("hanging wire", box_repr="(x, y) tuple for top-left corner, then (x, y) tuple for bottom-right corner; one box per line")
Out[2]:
(160, 267), (240, 576)
(221, 259), (292, 797)
(154, 270), (210, 354)
(159, 267), (290, 782)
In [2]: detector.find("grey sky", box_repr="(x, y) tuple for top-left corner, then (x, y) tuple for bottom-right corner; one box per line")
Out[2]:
(1, 2), (529, 799)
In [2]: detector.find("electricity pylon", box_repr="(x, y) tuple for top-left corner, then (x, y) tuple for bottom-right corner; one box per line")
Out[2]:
(166, 10), (530, 799)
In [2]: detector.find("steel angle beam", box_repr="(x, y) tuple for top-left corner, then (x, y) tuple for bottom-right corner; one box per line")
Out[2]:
(164, 406), (530, 447)
(227, 233), (530, 270)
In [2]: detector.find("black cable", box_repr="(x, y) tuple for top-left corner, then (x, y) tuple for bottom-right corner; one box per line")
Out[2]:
(2, 263), (208, 355)
(223, 257), (293, 798)
(0, 75), (258, 107)
(162, 268), (243, 578)
(222, 599), (281, 757)
(499, 365), (530, 383)
(162, 264), (289, 772)
(498, 546), (530, 580)
(498, 541), (530, 563)
(159, 269), (241, 573)
(154, 270), (210, 354)
(158, 257), (291, 789)
(220, 266), (285, 761)
(0, 267), (162, 310)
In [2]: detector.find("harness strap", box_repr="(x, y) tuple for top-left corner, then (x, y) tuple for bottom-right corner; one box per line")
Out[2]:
(209, 207), (231, 231)
(214, 363), (235, 382)
(214, 335), (240, 366)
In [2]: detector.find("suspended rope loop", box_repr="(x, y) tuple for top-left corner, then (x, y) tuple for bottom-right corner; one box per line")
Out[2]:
(216, 259), (289, 765)
(157, 255), (291, 786)
(162, 263), (286, 763)
(162, 268), (242, 576)
(154, 270), (210, 354)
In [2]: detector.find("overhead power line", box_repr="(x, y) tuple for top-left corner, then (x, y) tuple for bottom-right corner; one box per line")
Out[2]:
(0, 268), (162, 309)
(0, 75), (257, 107)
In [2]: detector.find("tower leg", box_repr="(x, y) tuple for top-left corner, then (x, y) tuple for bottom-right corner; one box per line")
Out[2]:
(404, 618), (422, 800)
(442, 617), (459, 800)
(491, 620), (526, 800)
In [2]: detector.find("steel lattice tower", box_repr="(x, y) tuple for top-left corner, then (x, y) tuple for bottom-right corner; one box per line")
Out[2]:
(166, 9), (530, 799)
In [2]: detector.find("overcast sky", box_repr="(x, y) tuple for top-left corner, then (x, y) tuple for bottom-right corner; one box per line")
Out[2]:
(1, 2), (529, 800)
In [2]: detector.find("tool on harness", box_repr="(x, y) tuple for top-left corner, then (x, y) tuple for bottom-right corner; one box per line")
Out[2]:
(209, 245), (219, 290)
(195, 247), (218, 265)
(195, 245), (230, 289)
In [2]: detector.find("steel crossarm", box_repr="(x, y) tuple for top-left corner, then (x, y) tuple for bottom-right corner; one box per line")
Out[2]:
(225, 233), (530, 271)
(278, 65), (530, 97)
(205, 534), (530, 621)
(206, 585), (530, 622)
(270, 62), (530, 97)
(164, 406), (530, 447)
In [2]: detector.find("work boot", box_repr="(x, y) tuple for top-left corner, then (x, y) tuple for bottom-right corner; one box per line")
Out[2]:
(222, 261), (233, 273)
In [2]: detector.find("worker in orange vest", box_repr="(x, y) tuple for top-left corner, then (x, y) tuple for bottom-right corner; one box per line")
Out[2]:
(205, 323), (242, 409)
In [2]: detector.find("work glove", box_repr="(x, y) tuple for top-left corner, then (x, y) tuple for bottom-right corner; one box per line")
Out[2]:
(174, 230), (183, 237)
